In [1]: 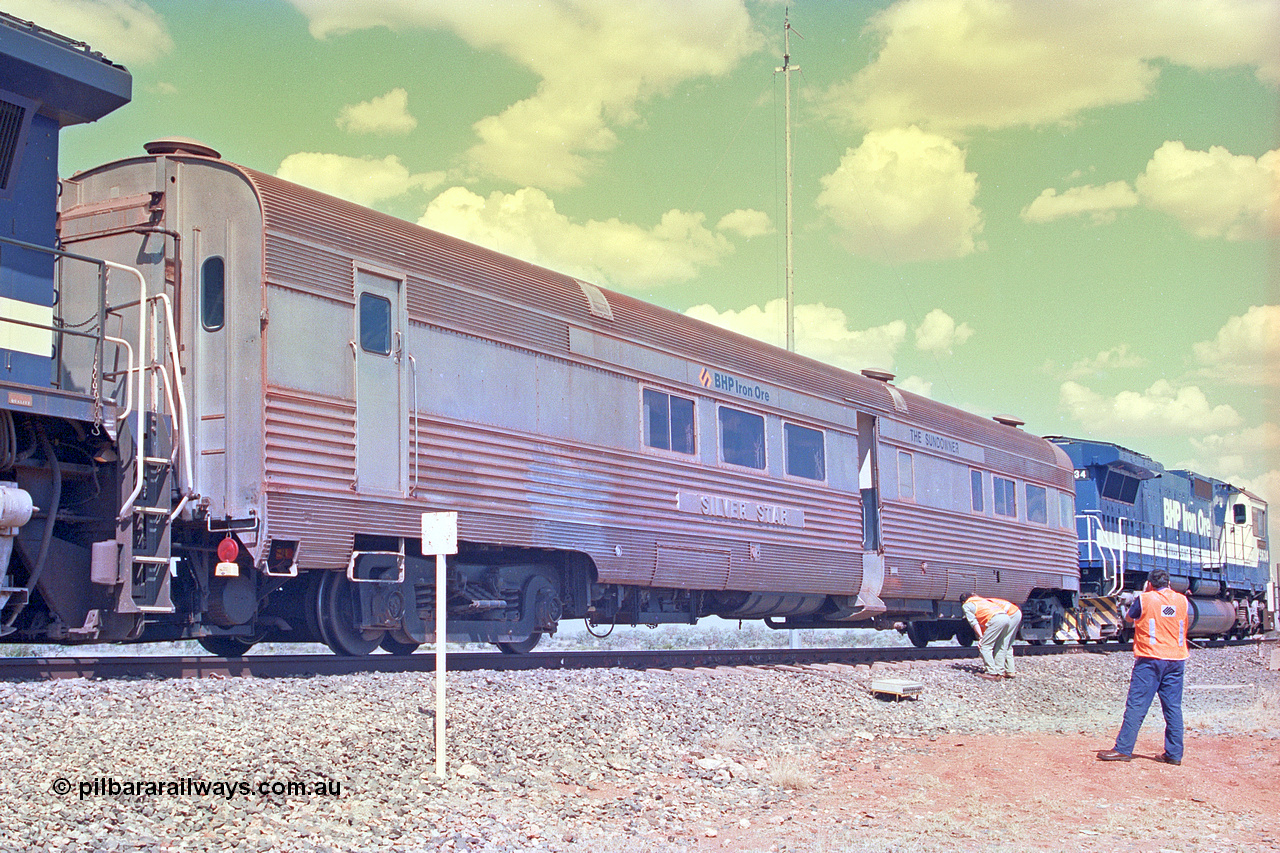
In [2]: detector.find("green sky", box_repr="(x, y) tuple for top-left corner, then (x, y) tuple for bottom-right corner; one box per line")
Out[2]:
(17, 0), (1280, 541)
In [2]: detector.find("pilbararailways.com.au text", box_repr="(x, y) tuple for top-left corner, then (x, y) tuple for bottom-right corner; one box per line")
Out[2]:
(52, 776), (342, 801)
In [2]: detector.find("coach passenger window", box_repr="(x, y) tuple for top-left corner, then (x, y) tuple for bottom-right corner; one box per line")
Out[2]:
(643, 389), (695, 454)
(898, 451), (914, 500)
(994, 476), (1017, 518)
(970, 470), (984, 512)
(1026, 484), (1048, 523)
(784, 423), (825, 481)
(359, 293), (392, 355)
(1060, 492), (1075, 529)
(201, 257), (225, 331)
(719, 407), (765, 469)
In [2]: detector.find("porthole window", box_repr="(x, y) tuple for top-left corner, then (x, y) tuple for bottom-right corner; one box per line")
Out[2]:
(201, 257), (225, 331)
(359, 292), (392, 355)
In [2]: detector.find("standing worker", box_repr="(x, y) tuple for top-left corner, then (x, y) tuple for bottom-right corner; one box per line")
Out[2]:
(1096, 568), (1188, 765)
(959, 593), (1022, 680)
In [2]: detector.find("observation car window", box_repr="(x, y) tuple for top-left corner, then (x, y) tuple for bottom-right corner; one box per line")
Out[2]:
(1234, 504), (1247, 525)
(994, 476), (1017, 518)
(359, 293), (392, 355)
(970, 470), (984, 512)
(718, 406), (765, 469)
(1060, 492), (1075, 530)
(898, 451), (914, 500)
(784, 423), (825, 481)
(643, 389), (695, 455)
(200, 257), (225, 332)
(1026, 484), (1048, 524)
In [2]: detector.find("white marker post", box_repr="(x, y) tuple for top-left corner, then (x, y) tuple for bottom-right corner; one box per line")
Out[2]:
(421, 511), (458, 779)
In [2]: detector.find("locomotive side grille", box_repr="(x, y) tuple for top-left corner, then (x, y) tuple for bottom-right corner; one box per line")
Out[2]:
(0, 98), (25, 190)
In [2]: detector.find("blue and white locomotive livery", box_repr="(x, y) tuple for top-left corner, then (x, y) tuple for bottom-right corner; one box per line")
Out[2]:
(1048, 437), (1270, 642)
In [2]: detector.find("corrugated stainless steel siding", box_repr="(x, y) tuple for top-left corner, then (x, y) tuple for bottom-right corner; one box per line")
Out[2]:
(878, 499), (1078, 602)
(265, 233), (354, 304)
(406, 274), (567, 355)
(411, 413), (863, 594)
(264, 387), (356, 493)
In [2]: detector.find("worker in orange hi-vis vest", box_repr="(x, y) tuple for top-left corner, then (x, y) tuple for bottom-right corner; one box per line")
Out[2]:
(959, 593), (1023, 680)
(1096, 567), (1189, 765)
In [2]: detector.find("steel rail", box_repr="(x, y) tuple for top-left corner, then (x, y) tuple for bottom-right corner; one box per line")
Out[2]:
(0, 638), (1263, 682)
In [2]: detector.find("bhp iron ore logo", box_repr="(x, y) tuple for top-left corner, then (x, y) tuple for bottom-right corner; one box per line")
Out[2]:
(699, 367), (771, 403)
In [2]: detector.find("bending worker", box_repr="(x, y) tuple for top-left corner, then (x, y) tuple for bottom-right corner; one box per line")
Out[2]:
(960, 593), (1022, 680)
(1096, 568), (1188, 765)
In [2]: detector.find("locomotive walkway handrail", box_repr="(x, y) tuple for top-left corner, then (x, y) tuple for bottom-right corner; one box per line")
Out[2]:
(0, 235), (111, 426)
(150, 292), (194, 519)
(105, 262), (148, 522)
(1078, 512), (1123, 596)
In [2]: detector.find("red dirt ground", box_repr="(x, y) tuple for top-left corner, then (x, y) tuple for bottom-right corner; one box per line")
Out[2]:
(693, 732), (1280, 852)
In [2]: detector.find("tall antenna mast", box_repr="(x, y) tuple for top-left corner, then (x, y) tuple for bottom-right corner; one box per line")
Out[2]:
(775, 10), (801, 352)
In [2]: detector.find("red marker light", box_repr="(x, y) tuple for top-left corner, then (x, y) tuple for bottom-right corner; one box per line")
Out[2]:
(216, 538), (239, 563)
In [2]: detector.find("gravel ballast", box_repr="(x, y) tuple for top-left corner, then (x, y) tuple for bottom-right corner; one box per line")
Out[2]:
(1, 643), (1277, 852)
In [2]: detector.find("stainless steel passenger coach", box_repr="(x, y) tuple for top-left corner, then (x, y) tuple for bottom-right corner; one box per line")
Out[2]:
(12, 139), (1080, 654)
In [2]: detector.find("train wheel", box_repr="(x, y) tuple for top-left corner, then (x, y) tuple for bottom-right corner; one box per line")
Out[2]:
(905, 621), (929, 648)
(379, 631), (421, 656)
(315, 571), (384, 656)
(496, 632), (542, 654)
(197, 635), (258, 657)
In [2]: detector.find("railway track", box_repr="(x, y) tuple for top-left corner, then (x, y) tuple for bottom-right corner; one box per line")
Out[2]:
(0, 637), (1261, 682)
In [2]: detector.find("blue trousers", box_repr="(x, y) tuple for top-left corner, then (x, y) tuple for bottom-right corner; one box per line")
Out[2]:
(1113, 657), (1185, 761)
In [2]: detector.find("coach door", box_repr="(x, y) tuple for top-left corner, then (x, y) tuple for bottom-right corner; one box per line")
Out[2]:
(354, 268), (406, 494)
(858, 412), (882, 551)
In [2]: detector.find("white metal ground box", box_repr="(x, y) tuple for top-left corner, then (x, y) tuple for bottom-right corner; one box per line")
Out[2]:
(870, 678), (924, 700)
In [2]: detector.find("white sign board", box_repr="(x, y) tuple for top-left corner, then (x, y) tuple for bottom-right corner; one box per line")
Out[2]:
(421, 511), (459, 556)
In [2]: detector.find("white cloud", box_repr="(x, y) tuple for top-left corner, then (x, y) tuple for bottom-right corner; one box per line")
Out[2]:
(898, 376), (934, 397)
(6, 0), (173, 65)
(337, 88), (417, 135)
(1192, 422), (1280, 460)
(1192, 305), (1280, 387)
(715, 209), (773, 239)
(1020, 181), (1140, 225)
(683, 299), (907, 373)
(1187, 424), (1280, 546)
(1023, 142), (1280, 240)
(822, 0), (1280, 133)
(816, 127), (982, 262)
(913, 308), (973, 355)
(1059, 379), (1243, 436)
(288, 0), (763, 189)
(1061, 345), (1148, 380)
(419, 186), (734, 290)
(1136, 142), (1280, 241)
(275, 153), (444, 207)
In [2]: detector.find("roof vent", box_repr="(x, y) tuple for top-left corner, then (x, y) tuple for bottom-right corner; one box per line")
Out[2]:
(143, 137), (221, 159)
(993, 414), (1025, 428)
(860, 369), (895, 383)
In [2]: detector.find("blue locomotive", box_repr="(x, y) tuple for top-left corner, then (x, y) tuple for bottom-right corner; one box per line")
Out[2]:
(1048, 437), (1271, 641)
